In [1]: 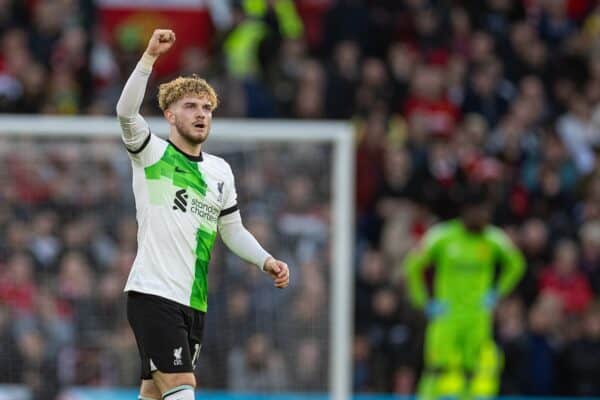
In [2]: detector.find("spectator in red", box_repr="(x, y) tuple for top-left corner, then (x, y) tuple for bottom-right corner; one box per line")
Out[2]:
(356, 110), (387, 218)
(403, 64), (460, 138)
(0, 252), (37, 315)
(539, 239), (593, 315)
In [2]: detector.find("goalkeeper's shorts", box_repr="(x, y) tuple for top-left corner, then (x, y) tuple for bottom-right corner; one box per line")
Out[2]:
(127, 291), (205, 379)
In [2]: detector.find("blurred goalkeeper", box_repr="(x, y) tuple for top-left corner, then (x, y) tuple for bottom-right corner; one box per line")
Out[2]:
(116, 29), (290, 400)
(404, 185), (524, 400)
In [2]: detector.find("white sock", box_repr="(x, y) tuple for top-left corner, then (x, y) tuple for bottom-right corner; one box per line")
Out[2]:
(139, 396), (158, 400)
(162, 385), (194, 400)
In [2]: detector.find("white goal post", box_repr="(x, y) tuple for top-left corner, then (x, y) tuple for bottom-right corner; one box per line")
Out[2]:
(0, 115), (355, 400)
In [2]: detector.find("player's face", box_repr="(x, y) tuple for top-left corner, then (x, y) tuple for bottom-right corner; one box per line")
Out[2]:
(168, 94), (213, 145)
(462, 203), (491, 232)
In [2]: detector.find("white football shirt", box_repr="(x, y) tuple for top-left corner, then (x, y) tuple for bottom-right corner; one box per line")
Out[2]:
(123, 133), (238, 311)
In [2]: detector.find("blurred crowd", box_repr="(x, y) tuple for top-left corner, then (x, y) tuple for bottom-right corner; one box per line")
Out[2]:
(1, 0), (600, 398)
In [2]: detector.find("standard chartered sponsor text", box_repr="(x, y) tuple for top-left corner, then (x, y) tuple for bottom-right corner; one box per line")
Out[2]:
(190, 198), (219, 222)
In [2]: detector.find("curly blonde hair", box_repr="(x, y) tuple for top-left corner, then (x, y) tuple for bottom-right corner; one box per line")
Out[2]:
(157, 74), (219, 111)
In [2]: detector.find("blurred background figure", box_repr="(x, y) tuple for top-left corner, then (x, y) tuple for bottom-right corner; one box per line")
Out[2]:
(404, 185), (524, 400)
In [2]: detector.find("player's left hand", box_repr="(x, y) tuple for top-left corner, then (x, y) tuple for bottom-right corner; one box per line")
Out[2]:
(483, 290), (499, 310)
(263, 257), (290, 289)
(425, 300), (447, 319)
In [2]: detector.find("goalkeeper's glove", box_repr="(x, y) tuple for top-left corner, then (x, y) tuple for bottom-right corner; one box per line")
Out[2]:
(425, 300), (447, 319)
(483, 289), (500, 310)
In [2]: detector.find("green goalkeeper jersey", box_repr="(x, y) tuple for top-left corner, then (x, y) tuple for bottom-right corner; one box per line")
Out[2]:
(404, 220), (525, 311)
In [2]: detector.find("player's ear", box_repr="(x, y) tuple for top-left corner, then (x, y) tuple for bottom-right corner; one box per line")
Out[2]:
(164, 108), (175, 124)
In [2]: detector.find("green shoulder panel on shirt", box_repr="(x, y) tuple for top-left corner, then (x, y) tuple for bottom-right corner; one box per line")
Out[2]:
(484, 226), (514, 248)
(144, 144), (208, 201)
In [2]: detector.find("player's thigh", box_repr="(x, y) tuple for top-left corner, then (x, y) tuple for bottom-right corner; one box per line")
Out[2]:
(140, 379), (161, 399)
(461, 312), (495, 370)
(424, 317), (460, 368)
(152, 371), (196, 395)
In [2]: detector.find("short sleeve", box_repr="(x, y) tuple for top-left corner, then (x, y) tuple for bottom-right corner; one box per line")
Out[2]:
(126, 133), (168, 167)
(219, 162), (239, 217)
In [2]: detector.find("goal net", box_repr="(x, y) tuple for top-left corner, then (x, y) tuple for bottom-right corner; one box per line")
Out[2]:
(0, 116), (353, 400)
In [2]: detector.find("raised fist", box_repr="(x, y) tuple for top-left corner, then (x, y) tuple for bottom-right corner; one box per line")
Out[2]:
(145, 29), (176, 58)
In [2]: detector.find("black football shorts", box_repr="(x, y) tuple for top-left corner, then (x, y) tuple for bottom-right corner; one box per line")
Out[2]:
(126, 291), (205, 380)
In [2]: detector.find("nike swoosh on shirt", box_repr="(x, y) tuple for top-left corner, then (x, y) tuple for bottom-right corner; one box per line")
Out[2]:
(175, 167), (187, 173)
